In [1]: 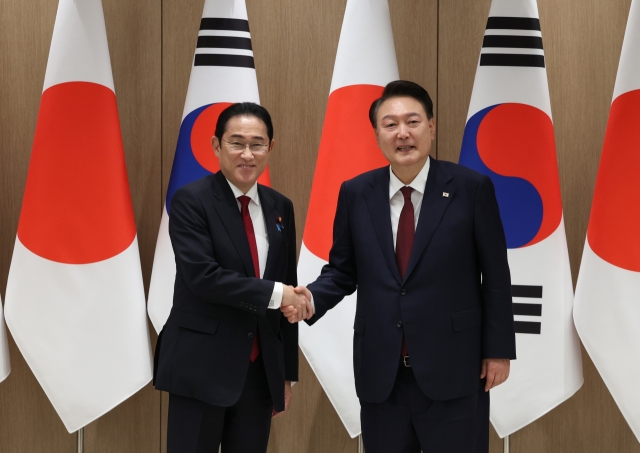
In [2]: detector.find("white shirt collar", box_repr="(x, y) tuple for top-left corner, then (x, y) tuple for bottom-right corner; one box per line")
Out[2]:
(389, 156), (431, 199)
(226, 178), (261, 207)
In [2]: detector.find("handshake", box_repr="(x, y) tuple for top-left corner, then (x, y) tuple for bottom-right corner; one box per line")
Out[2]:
(280, 285), (313, 323)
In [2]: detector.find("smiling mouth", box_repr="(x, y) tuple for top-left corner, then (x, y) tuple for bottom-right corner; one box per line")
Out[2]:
(238, 165), (255, 169)
(397, 146), (415, 151)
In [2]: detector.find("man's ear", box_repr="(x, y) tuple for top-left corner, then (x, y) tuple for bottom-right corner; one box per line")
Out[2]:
(268, 139), (275, 154)
(429, 118), (436, 140)
(212, 136), (221, 157)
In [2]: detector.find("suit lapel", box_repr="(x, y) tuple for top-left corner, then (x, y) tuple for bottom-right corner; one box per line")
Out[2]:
(211, 172), (257, 277)
(404, 159), (454, 281)
(258, 185), (282, 281)
(364, 169), (402, 284)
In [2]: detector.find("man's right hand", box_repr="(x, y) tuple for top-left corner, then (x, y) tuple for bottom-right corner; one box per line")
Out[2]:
(281, 285), (310, 323)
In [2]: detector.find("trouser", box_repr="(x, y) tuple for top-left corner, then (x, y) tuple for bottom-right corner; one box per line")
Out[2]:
(167, 355), (273, 453)
(361, 361), (489, 453)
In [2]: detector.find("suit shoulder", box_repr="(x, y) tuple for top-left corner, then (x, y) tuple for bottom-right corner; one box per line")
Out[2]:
(437, 159), (486, 181)
(174, 175), (215, 198)
(342, 166), (389, 191)
(170, 176), (217, 214)
(436, 160), (493, 193)
(258, 184), (293, 208)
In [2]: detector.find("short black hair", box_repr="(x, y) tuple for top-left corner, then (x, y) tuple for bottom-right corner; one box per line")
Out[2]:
(368, 80), (434, 128)
(215, 102), (274, 142)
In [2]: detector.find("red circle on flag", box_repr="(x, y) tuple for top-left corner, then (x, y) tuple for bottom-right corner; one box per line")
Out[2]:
(191, 102), (271, 186)
(476, 103), (563, 246)
(191, 102), (232, 173)
(588, 89), (640, 271)
(17, 82), (136, 264)
(304, 84), (388, 261)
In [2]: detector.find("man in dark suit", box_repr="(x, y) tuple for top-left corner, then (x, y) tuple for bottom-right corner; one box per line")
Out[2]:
(155, 102), (310, 453)
(288, 81), (516, 453)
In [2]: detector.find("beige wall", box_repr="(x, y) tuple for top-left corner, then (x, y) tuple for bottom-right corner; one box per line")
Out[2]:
(0, 0), (637, 452)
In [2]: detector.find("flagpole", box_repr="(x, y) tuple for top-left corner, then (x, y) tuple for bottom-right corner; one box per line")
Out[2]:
(504, 435), (509, 453)
(77, 427), (83, 453)
(358, 434), (364, 453)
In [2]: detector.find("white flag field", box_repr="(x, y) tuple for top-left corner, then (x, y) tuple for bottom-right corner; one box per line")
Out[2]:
(147, 0), (269, 334)
(4, 0), (152, 432)
(0, 297), (10, 384)
(297, 0), (399, 437)
(574, 0), (640, 442)
(458, 0), (583, 437)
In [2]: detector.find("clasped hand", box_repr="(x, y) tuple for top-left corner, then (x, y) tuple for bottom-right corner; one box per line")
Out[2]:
(280, 285), (313, 323)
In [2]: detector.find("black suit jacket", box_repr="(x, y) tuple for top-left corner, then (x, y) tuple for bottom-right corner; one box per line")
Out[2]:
(307, 159), (516, 403)
(154, 172), (298, 412)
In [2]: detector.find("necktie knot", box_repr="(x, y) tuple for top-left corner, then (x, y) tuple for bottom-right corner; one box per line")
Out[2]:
(400, 186), (413, 200)
(238, 195), (251, 209)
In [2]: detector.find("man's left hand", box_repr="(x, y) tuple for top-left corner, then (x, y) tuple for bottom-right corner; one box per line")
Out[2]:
(480, 358), (510, 392)
(272, 381), (292, 418)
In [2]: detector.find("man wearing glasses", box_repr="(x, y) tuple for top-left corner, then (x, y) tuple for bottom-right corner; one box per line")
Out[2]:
(154, 102), (311, 453)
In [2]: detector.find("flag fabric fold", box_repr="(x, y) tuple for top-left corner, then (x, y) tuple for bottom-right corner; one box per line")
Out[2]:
(458, 0), (583, 437)
(297, 0), (399, 437)
(147, 0), (268, 334)
(0, 298), (10, 383)
(4, 0), (152, 432)
(574, 0), (640, 441)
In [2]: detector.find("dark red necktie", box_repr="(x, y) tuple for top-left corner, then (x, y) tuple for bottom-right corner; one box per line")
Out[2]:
(238, 195), (261, 362)
(396, 187), (414, 357)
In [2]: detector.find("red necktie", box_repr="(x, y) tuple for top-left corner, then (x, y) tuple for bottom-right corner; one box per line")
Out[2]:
(396, 187), (414, 357)
(238, 195), (261, 362)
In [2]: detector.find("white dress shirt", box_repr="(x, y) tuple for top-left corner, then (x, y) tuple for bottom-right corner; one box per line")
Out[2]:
(389, 157), (430, 249)
(226, 179), (283, 309)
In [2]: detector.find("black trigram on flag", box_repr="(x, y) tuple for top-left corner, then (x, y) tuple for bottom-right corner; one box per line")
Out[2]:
(512, 284), (542, 334)
(194, 18), (255, 69)
(480, 17), (545, 68)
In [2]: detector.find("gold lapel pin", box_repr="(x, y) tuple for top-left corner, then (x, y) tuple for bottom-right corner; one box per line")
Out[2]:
(443, 192), (449, 197)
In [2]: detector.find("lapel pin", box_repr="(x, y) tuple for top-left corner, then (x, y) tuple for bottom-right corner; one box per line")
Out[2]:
(442, 192), (449, 198)
(276, 216), (284, 232)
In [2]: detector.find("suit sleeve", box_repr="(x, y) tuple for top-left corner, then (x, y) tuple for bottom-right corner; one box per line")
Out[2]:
(306, 182), (358, 324)
(169, 188), (275, 316)
(474, 176), (517, 360)
(280, 200), (299, 381)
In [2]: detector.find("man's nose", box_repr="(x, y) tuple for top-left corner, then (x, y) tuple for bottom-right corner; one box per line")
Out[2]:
(240, 148), (253, 159)
(397, 124), (409, 138)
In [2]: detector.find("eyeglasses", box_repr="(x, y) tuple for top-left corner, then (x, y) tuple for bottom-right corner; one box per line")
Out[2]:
(221, 139), (269, 154)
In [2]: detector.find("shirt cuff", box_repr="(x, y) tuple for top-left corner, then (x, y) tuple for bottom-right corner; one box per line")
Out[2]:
(309, 291), (315, 312)
(268, 282), (284, 309)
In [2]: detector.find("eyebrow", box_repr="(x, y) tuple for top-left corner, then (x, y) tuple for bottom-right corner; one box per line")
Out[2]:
(380, 112), (422, 122)
(228, 133), (266, 140)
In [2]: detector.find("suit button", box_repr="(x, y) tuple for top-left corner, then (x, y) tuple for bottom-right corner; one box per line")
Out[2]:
(397, 321), (403, 328)
(401, 289), (406, 295)
(248, 332), (254, 339)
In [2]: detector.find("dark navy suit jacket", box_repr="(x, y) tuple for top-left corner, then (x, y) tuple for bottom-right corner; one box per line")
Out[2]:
(154, 171), (298, 412)
(307, 158), (516, 403)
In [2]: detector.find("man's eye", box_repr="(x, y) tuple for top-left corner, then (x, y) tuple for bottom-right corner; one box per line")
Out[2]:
(385, 123), (396, 128)
(249, 143), (266, 152)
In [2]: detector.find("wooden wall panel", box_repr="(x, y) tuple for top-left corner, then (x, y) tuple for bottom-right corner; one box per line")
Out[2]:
(436, 2), (499, 449)
(247, 1), (354, 451)
(390, 0), (439, 154)
(83, 0), (162, 451)
(160, 1), (204, 451)
(0, 0), (77, 451)
(511, 0), (639, 451)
